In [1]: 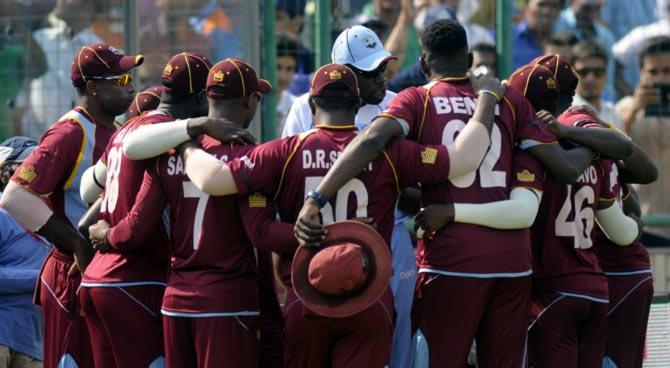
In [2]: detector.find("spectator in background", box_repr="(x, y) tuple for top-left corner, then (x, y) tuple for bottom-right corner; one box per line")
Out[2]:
(571, 40), (624, 130)
(350, 13), (389, 40)
(615, 36), (670, 246)
(602, 0), (657, 41)
(276, 34), (301, 136)
(613, 0), (670, 91)
(277, 0), (316, 96)
(361, 0), (420, 77)
(471, 43), (498, 77)
(22, 0), (102, 139)
(553, 0), (617, 101)
(512, 0), (562, 69)
(414, 2), (495, 51)
(0, 136), (51, 368)
(544, 31), (578, 59)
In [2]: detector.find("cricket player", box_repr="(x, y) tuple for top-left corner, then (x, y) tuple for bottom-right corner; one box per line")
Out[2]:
(0, 43), (142, 368)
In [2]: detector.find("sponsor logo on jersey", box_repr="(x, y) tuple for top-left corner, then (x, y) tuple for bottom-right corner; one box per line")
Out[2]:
(18, 166), (37, 183)
(248, 193), (267, 208)
(420, 147), (438, 164)
(516, 169), (535, 182)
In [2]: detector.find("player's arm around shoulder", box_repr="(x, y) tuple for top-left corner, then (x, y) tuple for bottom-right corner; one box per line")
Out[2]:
(80, 159), (107, 203)
(595, 200), (643, 246)
(180, 141), (240, 196)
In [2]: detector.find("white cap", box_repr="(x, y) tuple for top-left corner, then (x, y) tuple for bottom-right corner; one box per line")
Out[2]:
(331, 26), (397, 72)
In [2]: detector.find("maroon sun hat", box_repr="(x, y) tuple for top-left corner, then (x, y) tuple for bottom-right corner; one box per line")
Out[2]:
(71, 43), (144, 88)
(127, 85), (164, 118)
(292, 220), (392, 318)
(161, 52), (213, 95)
(530, 54), (579, 96)
(508, 64), (559, 110)
(206, 58), (272, 100)
(310, 63), (360, 98)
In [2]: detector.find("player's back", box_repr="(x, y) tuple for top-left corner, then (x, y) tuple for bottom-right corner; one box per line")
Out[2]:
(84, 111), (173, 284)
(531, 156), (616, 300)
(157, 135), (258, 314)
(390, 79), (555, 275)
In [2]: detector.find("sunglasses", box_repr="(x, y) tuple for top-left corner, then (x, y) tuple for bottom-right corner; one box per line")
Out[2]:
(90, 74), (133, 87)
(352, 63), (388, 79)
(575, 67), (605, 78)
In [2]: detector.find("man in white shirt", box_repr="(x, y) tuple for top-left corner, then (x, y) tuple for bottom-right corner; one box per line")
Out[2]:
(571, 40), (624, 130)
(281, 25), (397, 136)
(281, 25), (414, 368)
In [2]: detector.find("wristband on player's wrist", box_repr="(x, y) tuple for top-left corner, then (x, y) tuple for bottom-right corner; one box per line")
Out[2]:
(306, 191), (328, 208)
(477, 89), (501, 101)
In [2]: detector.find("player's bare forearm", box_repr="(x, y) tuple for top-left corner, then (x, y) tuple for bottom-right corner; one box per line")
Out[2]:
(618, 142), (659, 184)
(470, 92), (498, 134)
(528, 144), (596, 184)
(559, 125), (634, 160)
(622, 185), (642, 217)
(314, 118), (403, 199)
(78, 197), (102, 239)
(38, 216), (93, 267)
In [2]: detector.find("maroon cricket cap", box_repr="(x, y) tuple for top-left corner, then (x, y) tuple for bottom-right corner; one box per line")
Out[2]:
(531, 54), (579, 95)
(128, 85), (164, 118)
(71, 43), (144, 88)
(206, 58), (272, 100)
(161, 52), (213, 95)
(310, 63), (359, 98)
(508, 64), (559, 109)
(292, 221), (391, 318)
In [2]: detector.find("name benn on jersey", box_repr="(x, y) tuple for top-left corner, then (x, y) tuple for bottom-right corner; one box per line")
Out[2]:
(576, 165), (599, 185)
(302, 149), (373, 170)
(166, 154), (230, 176)
(433, 96), (501, 116)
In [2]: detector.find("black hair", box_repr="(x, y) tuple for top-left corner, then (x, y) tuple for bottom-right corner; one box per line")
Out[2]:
(547, 31), (578, 47)
(639, 36), (670, 68)
(276, 33), (303, 64)
(421, 19), (468, 57)
(570, 40), (608, 65)
(471, 43), (496, 55)
(311, 84), (359, 111)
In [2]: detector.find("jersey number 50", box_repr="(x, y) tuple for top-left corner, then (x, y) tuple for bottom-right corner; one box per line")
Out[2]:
(304, 176), (368, 224)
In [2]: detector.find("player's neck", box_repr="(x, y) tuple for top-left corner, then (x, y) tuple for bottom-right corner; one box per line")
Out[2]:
(313, 110), (356, 127)
(159, 103), (198, 120)
(208, 105), (246, 128)
(77, 98), (115, 128)
(430, 68), (469, 81)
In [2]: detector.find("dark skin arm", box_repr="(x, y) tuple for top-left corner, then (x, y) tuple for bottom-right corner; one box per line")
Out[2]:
(38, 215), (93, 275)
(622, 184), (642, 217)
(548, 122), (634, 160)
(528, 110), (597, 184)
(78, 197), (102, 241)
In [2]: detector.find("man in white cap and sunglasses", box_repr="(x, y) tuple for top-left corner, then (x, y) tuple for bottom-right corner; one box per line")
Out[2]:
(281, 26), (413, 367)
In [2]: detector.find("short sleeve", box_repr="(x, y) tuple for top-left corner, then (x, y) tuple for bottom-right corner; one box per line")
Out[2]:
(511, 149), (545, 193)
(506, 89), (557, 149)
(11, 120), (84, 195)
(387, 139), (450, 188)
(380, 87), (425, 138)
(227, 138), (291, 196)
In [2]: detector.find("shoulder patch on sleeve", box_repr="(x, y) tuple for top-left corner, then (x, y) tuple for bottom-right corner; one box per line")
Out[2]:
(18, 166), (37, 183)
(420, 147), (438, 164)
(516, 169), (535, 182)
(248, 193), (267, 208)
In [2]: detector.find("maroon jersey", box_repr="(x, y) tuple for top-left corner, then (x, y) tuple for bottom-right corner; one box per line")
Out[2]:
(117, 136), (259, 314)
(530, 110), (617, 300)
(11, 106), (114, 255)
(382, 78), (557, 275)
(228, 125), (451, 288)
(558, 111), (651, 274)
(82, 110), (173, 285)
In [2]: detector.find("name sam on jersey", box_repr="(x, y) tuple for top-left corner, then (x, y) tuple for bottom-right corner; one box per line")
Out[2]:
(433, 96), (501, 116)
(302, 149), (373, 170)
(166, 153), (234, 176)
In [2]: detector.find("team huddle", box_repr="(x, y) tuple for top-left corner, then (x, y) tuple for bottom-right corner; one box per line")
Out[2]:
(0, 18), (659, 368)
